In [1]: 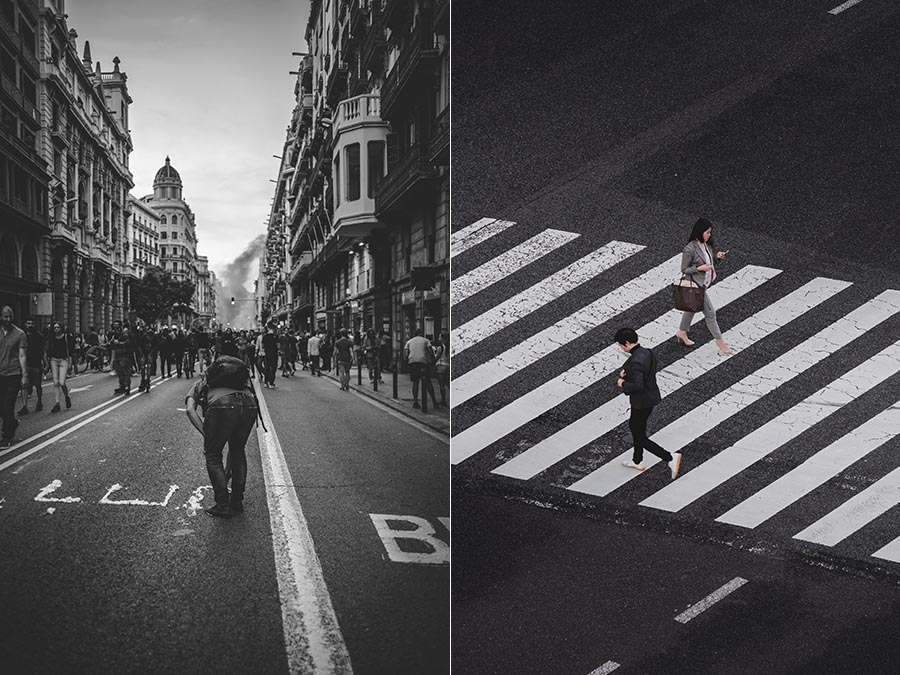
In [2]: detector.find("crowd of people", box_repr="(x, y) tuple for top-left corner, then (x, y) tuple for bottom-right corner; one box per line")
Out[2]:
(1, 307), (450, 448)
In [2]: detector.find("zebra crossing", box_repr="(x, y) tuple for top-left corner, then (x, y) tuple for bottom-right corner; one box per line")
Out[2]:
(452, 218), (900, 567)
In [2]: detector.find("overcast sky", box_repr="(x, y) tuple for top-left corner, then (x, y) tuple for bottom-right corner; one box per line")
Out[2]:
(67, 0), (311, 295)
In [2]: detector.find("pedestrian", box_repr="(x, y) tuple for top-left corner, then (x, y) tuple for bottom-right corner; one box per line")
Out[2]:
(19, 317), (45, 414)
(108, 324), (135, 396)
(134, 322), (153, 393)
(434, 330), (450, 406)
(195, 325), (211, 374)
(379, 331), (393, 372)
(334, 329), (355, 391)
(158, 327), (173, 377)
(404, 328), (437, 409)
(45, 321), (75, 412)
(261, 323), (279, 388)
(307, 330), (322, 377)
(184, 355), (260, 518)
(320, 331), (333, 372)
(615, 327), (682, 479)
(0, 306), (27, 448)
(298, 331), (309, 370)
(172, 327), (188, 377)
(364, 328), (382, 383)
(675, 217), (731, 354)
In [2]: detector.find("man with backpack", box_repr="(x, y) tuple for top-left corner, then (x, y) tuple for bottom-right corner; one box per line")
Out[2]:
(185, 355), (261, 518)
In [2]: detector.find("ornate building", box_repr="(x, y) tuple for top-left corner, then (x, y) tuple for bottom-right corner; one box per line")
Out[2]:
(261, 0), (449, 363)
(1, 0), (136, 331)
(125, 194), (160, 280)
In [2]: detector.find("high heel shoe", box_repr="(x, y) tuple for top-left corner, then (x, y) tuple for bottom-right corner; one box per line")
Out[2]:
(675, 331), (695, 347)
(715, 339), (732, 354)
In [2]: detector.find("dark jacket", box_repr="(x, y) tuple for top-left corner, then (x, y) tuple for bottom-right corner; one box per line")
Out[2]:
(621, 344), (662, 409)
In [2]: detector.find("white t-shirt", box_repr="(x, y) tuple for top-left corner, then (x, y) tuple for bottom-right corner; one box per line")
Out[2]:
(405, 335), (432, 364)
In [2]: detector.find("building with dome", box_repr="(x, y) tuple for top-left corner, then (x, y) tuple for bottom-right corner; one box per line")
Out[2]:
(140, 156), (216, 327)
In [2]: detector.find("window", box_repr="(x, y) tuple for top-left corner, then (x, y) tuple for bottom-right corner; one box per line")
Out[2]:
(172, 231), (178, 239)
(367, 141), (385, 198)
(171, 214), (177, 225)
(161, 215), (167, 224)
(334, 154), (340, 207)
(160, 246), (166, 257)
(346, 143), (360, 201)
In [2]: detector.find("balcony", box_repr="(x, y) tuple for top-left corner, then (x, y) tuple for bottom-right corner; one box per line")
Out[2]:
(350, 0), (368, 39)
(360, 12), (386, 74)
(49, 220), (79, 247)
(288, 251), (314, 283)
(374, 143), (438, 218)
(326, 60), (349, 107)
(428, 105), (449, 166)
(335, 93), (381, 133)
(380, 18), (441, 119)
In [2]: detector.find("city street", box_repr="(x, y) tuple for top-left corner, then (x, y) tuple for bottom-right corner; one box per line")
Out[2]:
(453, 1), (900, 672)
(0, 366), (449, 674)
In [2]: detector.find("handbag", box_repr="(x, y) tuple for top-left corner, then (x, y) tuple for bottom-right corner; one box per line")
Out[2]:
(672, 275), (705, 313)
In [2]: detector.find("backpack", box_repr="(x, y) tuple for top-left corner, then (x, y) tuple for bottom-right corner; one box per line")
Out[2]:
(205, 355), (250, 390)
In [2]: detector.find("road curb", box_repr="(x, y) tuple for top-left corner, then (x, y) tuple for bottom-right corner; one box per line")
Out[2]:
(322, 371), (450, 437)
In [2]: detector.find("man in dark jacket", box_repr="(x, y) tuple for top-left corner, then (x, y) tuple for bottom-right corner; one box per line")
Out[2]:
(615, 327), (681, 479)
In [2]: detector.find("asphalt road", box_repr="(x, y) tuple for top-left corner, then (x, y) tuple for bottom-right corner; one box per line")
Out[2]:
(453, 1), (900, 671)
(0, 366), (448, 674)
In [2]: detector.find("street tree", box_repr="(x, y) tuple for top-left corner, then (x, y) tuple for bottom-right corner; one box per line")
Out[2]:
(130, 266), (196, 326)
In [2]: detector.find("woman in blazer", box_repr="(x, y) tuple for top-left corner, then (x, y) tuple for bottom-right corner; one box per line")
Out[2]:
(676, 218), (731, 354)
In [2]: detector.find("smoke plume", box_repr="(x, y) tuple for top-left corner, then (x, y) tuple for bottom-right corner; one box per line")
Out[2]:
(216, 234), (265, 329)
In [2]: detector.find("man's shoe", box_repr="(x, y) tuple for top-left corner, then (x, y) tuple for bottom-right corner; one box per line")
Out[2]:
(0, 439), (9, 449)
(65, 395), (71, 409)
(51, 403), (61, 413)
(17, 405), (27, 416)
(229, 500), (244, 513)
(35, 401), (42, 412)
(123, 389), (131, 397)
(205, 504), (232, 519)
(622, 460), (646, 471)
(668, 452), (683, 480)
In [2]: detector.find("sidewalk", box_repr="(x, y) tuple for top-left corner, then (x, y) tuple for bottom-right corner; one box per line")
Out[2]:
(318, 364), (450, 436)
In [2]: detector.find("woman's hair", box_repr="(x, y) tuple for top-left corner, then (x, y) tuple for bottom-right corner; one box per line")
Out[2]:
(688, 217), (715, 247)
(52, 321), (63, 331)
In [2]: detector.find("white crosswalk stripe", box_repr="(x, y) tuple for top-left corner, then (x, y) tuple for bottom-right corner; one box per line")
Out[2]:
(450, 218), (516, 258)
(717, 404), (900, 529)
(450, 241), (645, 358)
(452, 264), (780, 463)
(566, 289), (898, 496)
(452, 228), (580, 305)
(510, 277), (849, 484)
(794, 462), (900, 550)
(638, 340), (900, 513)
(453, 217), (900, 565)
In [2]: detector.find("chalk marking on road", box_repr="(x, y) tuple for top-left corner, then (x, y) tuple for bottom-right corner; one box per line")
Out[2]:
(253, 378), (354, 674)
(641, 338), (900, 513)
(0, 374), (167, 460)
(450, 218), (515, 258)
(99, 483), (180, 506)
(67, 384), (94, 393)
(587, 662), (620, 675)
(34, 479), (81, 503)
(369, 514), (450, 565)
(180, 486), (213, 516)
(0, 375), (170, 473)
(451, 241), (645, 357)
(453, 228), (580, 305)
(717, 404), (900, 529)
(452, 264), (780, 464)
(828, 0), (864, 15)
(674, 577), (748, 624)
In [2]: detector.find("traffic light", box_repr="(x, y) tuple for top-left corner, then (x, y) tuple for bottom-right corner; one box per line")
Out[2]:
(231, 297), (235, 305)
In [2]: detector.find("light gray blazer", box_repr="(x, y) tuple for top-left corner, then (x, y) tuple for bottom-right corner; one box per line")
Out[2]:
(680, 240), (723, 288)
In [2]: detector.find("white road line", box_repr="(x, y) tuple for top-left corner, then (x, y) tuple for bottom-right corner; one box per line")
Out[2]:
(452, 228), (580, 305)
(451, 264), (780, 464)
(0, 375), (170, 473)
(451, 253), (684, 409)
(0, 375), (168, 460)
(253, 380), (354, 674)
(794, 463), (900, 549)
(641, 339), (900, 513)
(717, 405), (900, 529)
(451, 241), (645, 358)
(625, 291), (900, 508)
(828, 0), (864, 15)
(674, 577), (748, 624)
(587, 661), (621, 674)
(450, 218), (515, 258)
(496, 269), (827, 481)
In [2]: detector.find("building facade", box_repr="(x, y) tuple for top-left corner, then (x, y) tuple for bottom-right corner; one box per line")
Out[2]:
(125, 193), (160, 280)
(260, 0), (450, 366)
(1, 0), (136, 332)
